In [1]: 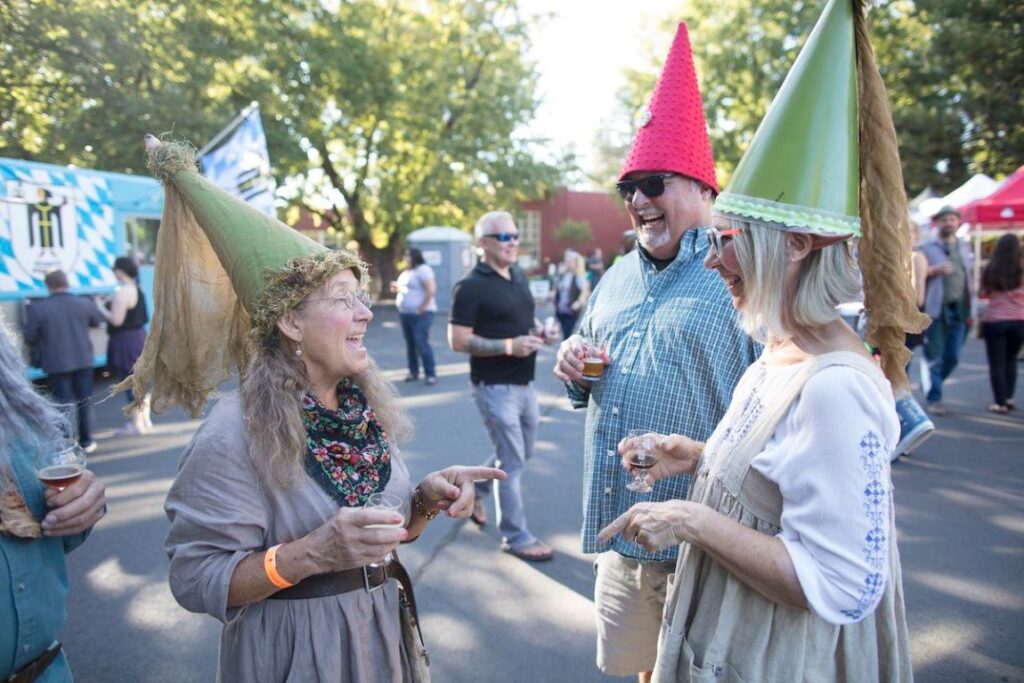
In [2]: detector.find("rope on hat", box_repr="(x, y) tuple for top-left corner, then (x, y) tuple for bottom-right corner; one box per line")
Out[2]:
(853, 0), (930, 392)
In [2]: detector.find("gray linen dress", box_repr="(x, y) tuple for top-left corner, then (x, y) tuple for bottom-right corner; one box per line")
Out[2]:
(165, 392), (414, 683)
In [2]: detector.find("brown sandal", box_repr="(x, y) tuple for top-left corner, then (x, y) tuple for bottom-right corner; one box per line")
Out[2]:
(502, 541), (554, 562)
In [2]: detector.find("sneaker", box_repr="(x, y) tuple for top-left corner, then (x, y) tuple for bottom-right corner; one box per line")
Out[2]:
(425, 376), (437, 386)
(894, 394), (934, 459)
(80, 441), (98, 454)
(926, 402), (947, 416)
(403, 375), (418, 382)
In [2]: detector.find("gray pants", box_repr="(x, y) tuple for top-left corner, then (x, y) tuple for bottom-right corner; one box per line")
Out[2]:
(472, 382), (540, 549)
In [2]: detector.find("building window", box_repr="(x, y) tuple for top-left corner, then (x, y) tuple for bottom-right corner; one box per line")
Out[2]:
(517, 210), (541, 271)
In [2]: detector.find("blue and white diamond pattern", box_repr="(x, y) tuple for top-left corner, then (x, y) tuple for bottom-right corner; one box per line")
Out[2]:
(0, 163), (117, 292)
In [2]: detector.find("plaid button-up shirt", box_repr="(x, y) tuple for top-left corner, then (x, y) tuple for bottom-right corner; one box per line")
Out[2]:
(567, 227), (760, 562)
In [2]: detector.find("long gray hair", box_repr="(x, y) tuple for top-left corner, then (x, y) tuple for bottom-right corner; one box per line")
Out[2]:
(0, 315), (67, 485)
(241, 338), (412, 488)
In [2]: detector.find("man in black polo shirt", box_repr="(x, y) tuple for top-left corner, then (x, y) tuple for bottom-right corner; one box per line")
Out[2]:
(449, 210), (554, 562)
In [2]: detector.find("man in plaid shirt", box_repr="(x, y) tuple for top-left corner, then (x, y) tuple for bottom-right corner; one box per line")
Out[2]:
(554, 24), (759, 682)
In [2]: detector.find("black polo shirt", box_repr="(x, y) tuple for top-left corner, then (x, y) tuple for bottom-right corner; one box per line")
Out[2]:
(450, 262), (536, 385)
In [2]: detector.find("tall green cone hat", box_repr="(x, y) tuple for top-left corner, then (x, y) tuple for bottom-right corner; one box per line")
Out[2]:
(716, 0), (930, 391)
(716, 0), (860, 237)
(115, 136), (366, 417)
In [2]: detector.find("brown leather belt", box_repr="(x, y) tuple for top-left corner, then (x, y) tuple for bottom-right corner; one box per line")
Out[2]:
(267, 559), (419, 622)
(7, 642), (61, 683)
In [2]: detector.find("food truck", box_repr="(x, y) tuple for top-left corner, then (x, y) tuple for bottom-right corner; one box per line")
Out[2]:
(0, 157), (161, 377)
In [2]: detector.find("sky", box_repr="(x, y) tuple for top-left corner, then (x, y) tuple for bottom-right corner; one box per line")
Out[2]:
(519, 0), (679, 184)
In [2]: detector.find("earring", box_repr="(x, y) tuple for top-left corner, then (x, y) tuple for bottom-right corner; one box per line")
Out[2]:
(295, 343), (303, 357)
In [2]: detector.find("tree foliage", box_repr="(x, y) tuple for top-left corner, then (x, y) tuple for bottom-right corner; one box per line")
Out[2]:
(0, 0), (569, 284)
(553, 218), (593, 243)
(592, 0), (1022, 195)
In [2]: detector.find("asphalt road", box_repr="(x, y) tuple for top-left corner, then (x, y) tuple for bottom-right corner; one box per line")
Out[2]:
(59, 307), (1023, 682)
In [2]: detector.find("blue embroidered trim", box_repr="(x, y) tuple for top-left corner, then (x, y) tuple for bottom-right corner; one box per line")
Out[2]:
(841, 431), (889, 620)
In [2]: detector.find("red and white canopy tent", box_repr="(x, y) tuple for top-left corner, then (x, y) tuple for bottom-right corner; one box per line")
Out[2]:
(956, 165), (1024, 293)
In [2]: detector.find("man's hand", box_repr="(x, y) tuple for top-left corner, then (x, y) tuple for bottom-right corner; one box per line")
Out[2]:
(929, 262), (953, 277)
(617, 432), (703, 486)
(554, 334), (590, 384)
(42, 469), (106, 536)
(510, 334), (544, 358)
(418, 466), (508, 518)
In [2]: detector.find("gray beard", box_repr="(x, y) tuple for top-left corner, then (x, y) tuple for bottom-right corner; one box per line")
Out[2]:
(638, 224), (672, 252)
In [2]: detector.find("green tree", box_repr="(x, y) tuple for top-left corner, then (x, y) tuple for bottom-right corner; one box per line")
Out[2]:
(593, 0), (1022, 195)
(0, 0), (569, 285)
(265, 0), (569, 286)
(553, 218), (593, 243)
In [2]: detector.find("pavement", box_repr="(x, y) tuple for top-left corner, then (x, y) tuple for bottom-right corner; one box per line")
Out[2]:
(60, 306), (1023, 682)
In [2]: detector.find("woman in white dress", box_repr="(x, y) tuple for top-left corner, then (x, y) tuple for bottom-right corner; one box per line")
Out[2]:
(598, 1), (924, 680)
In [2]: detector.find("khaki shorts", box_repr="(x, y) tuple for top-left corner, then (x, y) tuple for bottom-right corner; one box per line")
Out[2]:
(593, 551), (674, 676)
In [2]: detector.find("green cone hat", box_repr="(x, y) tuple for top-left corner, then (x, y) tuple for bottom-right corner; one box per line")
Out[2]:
(165, 169), (329, 313)
(715, 0), (860, 237)
(118, 137), (366, 417)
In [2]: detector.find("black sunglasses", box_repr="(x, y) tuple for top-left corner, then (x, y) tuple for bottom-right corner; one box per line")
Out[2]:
(483, 232), (519, 243)
(615, 173), (676, 201)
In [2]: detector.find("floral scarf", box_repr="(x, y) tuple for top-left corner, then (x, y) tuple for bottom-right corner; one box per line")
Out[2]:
(301, 378), (392, 507)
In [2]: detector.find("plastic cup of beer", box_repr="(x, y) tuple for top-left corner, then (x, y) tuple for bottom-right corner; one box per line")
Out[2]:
(580, 339), (607, 381)
(34, 438), (87, 491)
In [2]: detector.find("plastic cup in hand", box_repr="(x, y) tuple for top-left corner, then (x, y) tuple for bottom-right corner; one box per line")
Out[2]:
(363, 492), (409, 567)
(580, 338), (607, 381)
(624, 430), (660, 494)
(34, 438), (87, 492)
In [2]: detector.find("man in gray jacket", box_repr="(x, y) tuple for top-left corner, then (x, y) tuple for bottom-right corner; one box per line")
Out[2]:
(23, 269), (103, 451)
(919, 206), (974, 414)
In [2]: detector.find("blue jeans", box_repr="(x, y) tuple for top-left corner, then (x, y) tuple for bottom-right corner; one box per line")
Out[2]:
(472, 383), (540, 549)
(48, 367), (94, 444)
(556, 312), (579, 340)
(399, 312), (436, 379)
(924, 303), (968, 404)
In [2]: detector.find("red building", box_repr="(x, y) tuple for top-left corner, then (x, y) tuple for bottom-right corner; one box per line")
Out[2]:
(518, 188), (632, 273)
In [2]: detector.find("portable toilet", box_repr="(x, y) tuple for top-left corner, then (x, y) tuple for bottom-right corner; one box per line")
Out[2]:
(406, 226), (473, 311)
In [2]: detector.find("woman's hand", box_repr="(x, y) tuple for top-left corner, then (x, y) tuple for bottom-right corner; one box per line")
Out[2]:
(42, 469), (107, 536)
(597, 500), (704, 553)
(418, 466), (507, 518)
(617, 432), (702, 485)
(302, 507), (409, 573)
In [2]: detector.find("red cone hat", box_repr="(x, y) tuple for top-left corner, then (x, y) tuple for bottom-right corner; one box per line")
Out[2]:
(619, 23), (718, 192)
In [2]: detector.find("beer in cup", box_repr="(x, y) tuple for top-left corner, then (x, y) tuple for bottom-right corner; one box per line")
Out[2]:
(580, 338), (607, 381)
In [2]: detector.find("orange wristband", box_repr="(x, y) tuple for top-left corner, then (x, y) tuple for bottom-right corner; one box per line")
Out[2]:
(263, 544), (294, 589)
(504, 338), (513, 355)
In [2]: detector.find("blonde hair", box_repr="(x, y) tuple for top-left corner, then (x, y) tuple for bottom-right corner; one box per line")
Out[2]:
(724, 216), (861, 342)
(241, 342), (412, 487)
(565, 251), (587, 277)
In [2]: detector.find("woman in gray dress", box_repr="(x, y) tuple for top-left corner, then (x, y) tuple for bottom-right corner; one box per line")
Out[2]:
(126, 137), (503, 682)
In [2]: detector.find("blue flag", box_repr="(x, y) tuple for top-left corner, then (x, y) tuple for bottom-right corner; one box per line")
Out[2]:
(200, 105), (277, 216)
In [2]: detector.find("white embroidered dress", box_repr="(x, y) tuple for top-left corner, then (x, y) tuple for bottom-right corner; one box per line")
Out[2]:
(653, 352), (914, 682)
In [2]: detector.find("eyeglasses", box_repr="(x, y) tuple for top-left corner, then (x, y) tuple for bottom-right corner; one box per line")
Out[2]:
(705, 226), (744, 258)
(615, 173), (676, 201)
(483, 232), (520, 243)
(297, 290), (373, 311)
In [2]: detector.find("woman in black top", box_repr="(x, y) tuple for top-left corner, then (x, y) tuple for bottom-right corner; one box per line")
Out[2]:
(97, 255), (150, 434)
